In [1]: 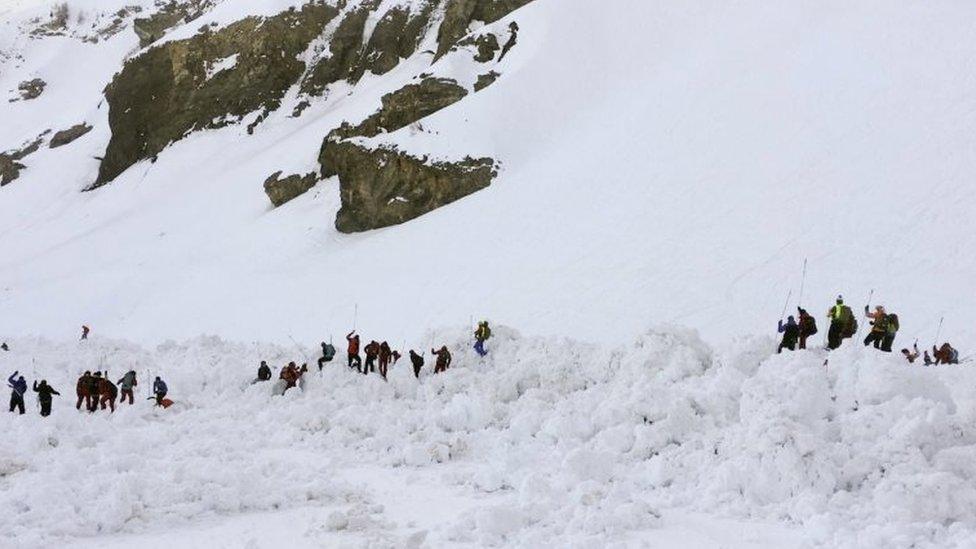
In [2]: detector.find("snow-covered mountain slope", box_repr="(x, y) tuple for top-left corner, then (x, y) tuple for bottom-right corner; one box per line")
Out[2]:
(0, 0), (972, 350)
(1, 329), (974, 548)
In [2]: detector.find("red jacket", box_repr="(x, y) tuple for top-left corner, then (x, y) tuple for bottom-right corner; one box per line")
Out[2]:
(347, 333), (360, 355)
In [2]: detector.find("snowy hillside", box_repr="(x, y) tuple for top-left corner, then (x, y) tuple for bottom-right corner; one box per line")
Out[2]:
(0, 0), (971, 348)
(2, 0), (976, 547)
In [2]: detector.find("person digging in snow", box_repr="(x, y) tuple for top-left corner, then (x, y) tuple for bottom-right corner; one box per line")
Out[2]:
(901, 343), (921, 364)
(826, 296), (856, 350)
(257, 361), (272, 381)
(363, 340), (380, 375)
(97, 374), (118, 412)
(80, 325), (90, 340)
(33, 380), (60, 417)
(117, 370), (137, 405)
(317, 342), (336, 371)
(777, 315), (799, 353)
(8, 371), (27, 415)
(75, 371), (94, 411)
(431, 346), (452, 374)
(933, 343), (959, 365)
(346, 331), (362, 372)
(409, 350), (424, 378)
(863, 305), (888, 350)
(153, 376), (168, 407)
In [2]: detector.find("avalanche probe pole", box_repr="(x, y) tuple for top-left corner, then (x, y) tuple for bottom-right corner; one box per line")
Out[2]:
(797, 258), (808, 308)
(934, 316), (944, 347)
(779, 289), (793, 321)
(353, 304), (358, 331)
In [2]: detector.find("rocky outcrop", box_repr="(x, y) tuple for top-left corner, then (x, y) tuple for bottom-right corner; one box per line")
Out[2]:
(49, 123), (93, 148)
(332, 78), (468, 140)
(263, 171), (319, 207)
(12, 79), (46, 102)
(92, 3), (339, 188)
(133, 0), (216, 47)
(458, 33), (499, 63)
(435, 0), (532, 60)
(321, 140), (495, 233)
(0, 133), (47, 186)
(474, 71), (500, 92)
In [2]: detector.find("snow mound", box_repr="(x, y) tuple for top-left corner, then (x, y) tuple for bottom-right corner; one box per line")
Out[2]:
(1, 327), (974, 547)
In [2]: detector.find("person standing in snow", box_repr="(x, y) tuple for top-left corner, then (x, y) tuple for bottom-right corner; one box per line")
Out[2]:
(431, 346), (452, 374)
(86, 372), (102, 412)
(153, 376), (168, 406)
(98, 374), (118, 412)
(863, 305), (888, 350)
(346, 331), (362, 372)
(76, 371), (93, 411)
(933, 343), (959, 365)
(378, 342), (392, 379)
(882, 312), (899, 352)
(777, 316), (799, 353)
(317, 342), (336, 371)
(409, 350), (424, 378)
(257, 361), (272, 381)
(826, 296), (855, 350)
(117, 370), (137, 405)
(1, 343), (8, 351)
(474, 321), (492, 357)
(797, 308), (817, 350)
(80, 325), (90, 340)
(8, 371), (27, 415)
(32, 380), (60, 417)
(363, 340), (380, 375)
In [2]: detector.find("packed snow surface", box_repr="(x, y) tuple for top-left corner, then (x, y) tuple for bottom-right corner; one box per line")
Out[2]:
(1, 328), (975, 547)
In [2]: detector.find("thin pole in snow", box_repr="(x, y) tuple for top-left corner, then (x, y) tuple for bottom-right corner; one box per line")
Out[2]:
(934, 316), (944, 347)
(797, 258), (808, 308)
(353, 304), (358, 331)
(779, 289), (793, 321)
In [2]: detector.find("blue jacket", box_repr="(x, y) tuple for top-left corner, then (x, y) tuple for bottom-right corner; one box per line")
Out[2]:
(153, 379), (167, 394)
(7, 373), (26, 396)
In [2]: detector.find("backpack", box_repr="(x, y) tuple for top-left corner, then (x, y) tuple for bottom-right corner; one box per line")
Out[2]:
(801, 316), (818, 336)
(323, 344), (336, 360)
(886, 314), (899, 333)
(840, 306), (857, 338)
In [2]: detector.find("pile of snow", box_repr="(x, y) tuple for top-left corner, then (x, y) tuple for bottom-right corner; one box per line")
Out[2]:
(1, 327), (974, 546)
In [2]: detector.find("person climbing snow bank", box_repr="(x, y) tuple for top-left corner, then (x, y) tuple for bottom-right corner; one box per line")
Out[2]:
(777, 316), (799, 353)
(474, 321), (492, 357)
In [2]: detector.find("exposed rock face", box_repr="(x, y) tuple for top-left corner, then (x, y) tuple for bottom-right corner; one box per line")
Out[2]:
(321, 140), (495, 233)
(133, 0), (216, 47)
(13, 78), (46, 101)
(49, 123), (93, 148)
(458, 33), (500, 63)
(332, 78), (468, 140)
(93, 3), (339, 188)
(474, 71), (500, 92)
(301, 2), (435, 96)
(0, 134), (47, 186)
(263, 171), (320, 207)
(435, 0), (532, 60)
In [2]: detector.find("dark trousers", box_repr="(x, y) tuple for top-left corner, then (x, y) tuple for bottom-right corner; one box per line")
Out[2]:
(364, 355), (376, 375)
(9, 392), (24, 414)
(76, 394), (92, 410)
(778, 339), (796, 354)
(798, 335), (808, 350)
(317, 356), (332, 370)
(881, 334), (895, 353)
(347, 353), (361, 371)
(100, 394), (115, 412)
(863, 331), (884, 349)
(413, 363), (422, 378)
(120, 389), (134, 405)
(827, 323), (843, 350)
(155, 392), (166, 406)
(40, 399), (52, 417)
